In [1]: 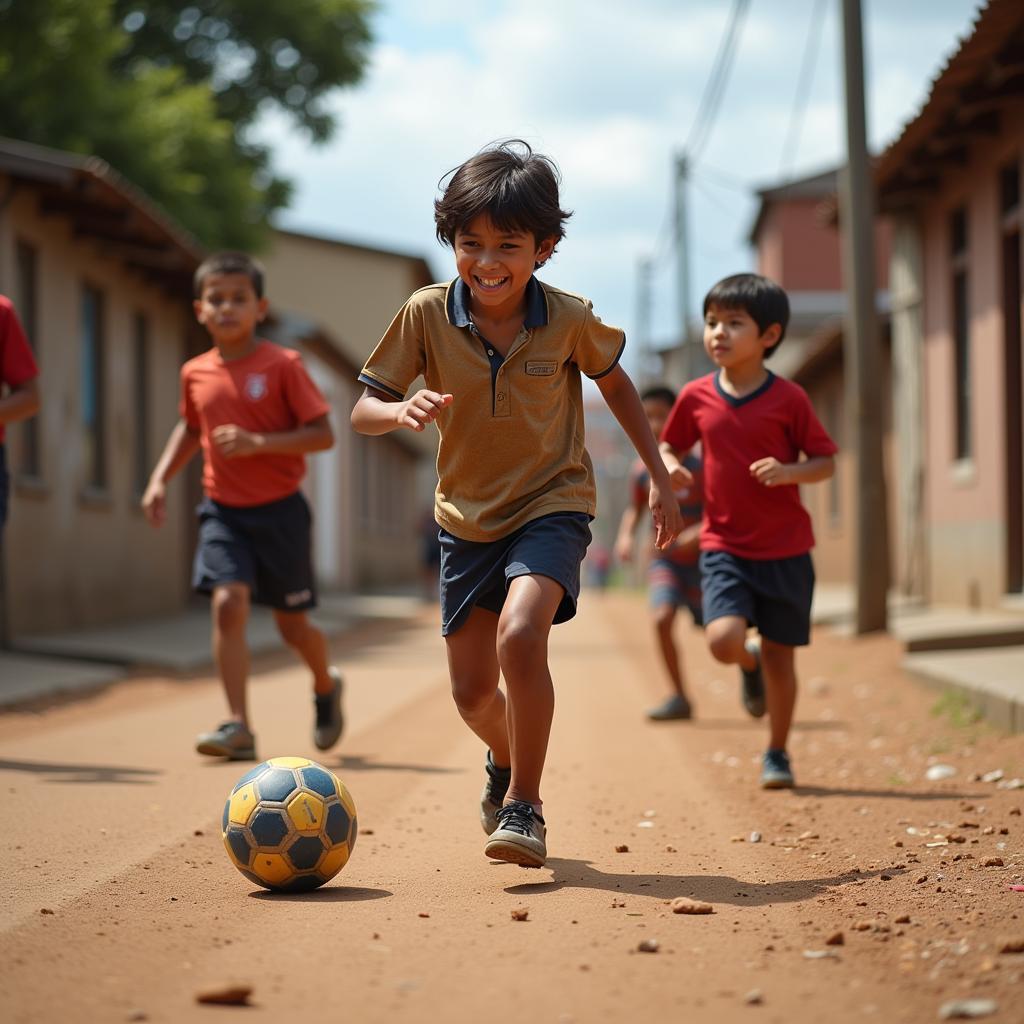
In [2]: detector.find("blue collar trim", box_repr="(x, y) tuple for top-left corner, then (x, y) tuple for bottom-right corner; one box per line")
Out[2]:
(446, 276), (548, 329)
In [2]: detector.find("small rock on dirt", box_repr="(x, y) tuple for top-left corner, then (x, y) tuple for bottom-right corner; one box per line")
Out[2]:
(983, 858), (1004, 867)
(825, 931), (844, 946)
(39, 908), (54, 916)
(926, 764), (957, 781)
(749, 832), (762, 843)
(744, 989), (763, 1005)
(895, 914), (911, 924)
(802, 950), (837, 959)
(615, 844), (629, 853)
(637, 938), (660, 953)
(418, 912), (430, 918)
(510, 908), (529, 922)
(997, 938), (1024, 954)
(938, 998), (998, 1019)
(671, 897), (714, 915)
(195, 985), (252, 1006)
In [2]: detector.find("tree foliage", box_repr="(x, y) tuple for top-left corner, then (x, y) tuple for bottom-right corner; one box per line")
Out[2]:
(0, 0), (373, 249)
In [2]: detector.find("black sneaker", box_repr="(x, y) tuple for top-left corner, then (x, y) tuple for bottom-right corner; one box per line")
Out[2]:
(741, 638), (766, 718)
(647, 693), (693, 721)
(195, 721), (256, 760)
(480, 750), (511, 835)
(760, 748), (795, 789)
(485, 801), (547, 868)
(313, 668), (345, 750)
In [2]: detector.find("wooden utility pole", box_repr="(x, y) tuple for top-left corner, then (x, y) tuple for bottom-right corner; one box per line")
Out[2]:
(840, 0), (889, 633)
(673, 151), (694, 381)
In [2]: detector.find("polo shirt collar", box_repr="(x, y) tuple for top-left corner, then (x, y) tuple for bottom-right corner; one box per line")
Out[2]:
(446, 276), (549, 328)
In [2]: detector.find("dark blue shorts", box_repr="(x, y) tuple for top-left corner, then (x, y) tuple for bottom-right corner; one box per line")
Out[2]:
(648, 557), (703, 625)
(193, 491), (317, 612)
(439, 512), (592, 636)
(700, 549), (815, 647)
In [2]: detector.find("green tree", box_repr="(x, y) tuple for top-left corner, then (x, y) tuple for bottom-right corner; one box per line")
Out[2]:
(0, 0), (373, 249)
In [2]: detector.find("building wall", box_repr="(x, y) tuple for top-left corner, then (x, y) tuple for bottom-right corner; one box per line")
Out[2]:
(919, 111), (1023, 607)
(0, 186), (190, 635)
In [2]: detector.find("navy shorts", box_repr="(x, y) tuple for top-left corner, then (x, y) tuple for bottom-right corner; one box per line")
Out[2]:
(193, 491), (317, 612)
(648, 557), (703, 625)
(439, 512), (592, 636)
(700, 549), (815, 647)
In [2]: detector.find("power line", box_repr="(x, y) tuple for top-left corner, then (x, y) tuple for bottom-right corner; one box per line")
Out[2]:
(778, 0), (827, 178)
(684, 0), (752, 162)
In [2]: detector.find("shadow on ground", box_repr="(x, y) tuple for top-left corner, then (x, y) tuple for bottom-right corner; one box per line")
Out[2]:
(792, 784), (985, 801)
(0, 757), (161, 784)
(503, 860), (907, 906)
(247, 885), (392, 903)
(330, 753), (463, 776)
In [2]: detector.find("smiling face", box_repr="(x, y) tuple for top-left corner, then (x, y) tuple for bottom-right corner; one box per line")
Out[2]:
(453, 214), (555, 317)
(193, 272), (268, 350)
(702, 303), (780, 371)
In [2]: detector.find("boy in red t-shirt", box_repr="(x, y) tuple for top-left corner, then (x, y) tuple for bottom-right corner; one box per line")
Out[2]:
(0, 295), (41, 532)
(142, 253), (342, 760)
(615, 386), (704, 721)
(660, 274), (837, 789)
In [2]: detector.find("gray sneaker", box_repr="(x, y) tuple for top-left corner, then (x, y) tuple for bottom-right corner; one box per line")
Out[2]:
(760, 748), (795, 789)
(741, 638), (766, 718)
(485, 801), (547, 868)
(480, 750), (511, 835)
(313, 668), (345, 751)
(196, 721), (257, 760)
(647, 693), (693, 721)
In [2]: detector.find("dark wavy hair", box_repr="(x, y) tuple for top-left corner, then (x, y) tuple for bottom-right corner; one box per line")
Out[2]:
(434, 139), (572, 265)
(193, 251), (265, 299)
(703, 273), (790, 356)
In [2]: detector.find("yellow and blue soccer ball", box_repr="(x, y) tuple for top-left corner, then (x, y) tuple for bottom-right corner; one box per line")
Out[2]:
(221, 756), (357, 892)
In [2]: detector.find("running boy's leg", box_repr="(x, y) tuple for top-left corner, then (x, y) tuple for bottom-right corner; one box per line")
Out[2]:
(212, 582), (252, 724)
(705, 615), (756, 669)
(273, 610), (333, 694)
(495, 573), (565, 808)
(761, 638), (797, 750)
(444, 605), (508, 762)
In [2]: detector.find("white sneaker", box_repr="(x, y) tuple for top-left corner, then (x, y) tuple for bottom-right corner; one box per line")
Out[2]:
(484, 801), (547, 868)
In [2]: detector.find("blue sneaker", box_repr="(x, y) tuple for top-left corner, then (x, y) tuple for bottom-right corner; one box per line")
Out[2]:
(760, 748), (795, 789)
(741, 638), (766, 718)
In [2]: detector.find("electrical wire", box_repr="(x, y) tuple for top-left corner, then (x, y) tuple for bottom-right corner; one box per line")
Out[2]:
(777, 0), (827, 178)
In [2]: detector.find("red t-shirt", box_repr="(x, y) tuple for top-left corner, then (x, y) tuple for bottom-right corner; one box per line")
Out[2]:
(661, 372), (837, 559)
(0, 295), (39, 444)
(629, 452), (704, 566)
(180, 340), (330, 507)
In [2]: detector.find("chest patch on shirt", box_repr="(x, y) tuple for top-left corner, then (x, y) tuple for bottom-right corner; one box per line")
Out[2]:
(244, 373), (268, 401)
(525, 360), (557, 377)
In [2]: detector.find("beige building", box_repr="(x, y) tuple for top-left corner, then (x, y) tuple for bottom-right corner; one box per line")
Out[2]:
(0, 138), (438, 642)
(259, 228), (436, 590)
(0, 137), (203, 636)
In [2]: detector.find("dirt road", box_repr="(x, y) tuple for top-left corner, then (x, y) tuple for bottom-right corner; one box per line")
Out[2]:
(2, 592), (1022, 1023)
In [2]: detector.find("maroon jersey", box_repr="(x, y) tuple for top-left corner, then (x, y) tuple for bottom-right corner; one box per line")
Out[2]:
(661, 372), (836, 559)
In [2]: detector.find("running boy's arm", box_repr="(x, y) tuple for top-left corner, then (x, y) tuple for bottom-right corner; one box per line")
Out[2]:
(351, 386), (453, 435)
(614, 497), (642, 563)
(750, 454), (834, 487)
(141, 419), (201, 528)
(0, 377), (40, 426)
(210, 415), (334, 458)
(596, 365), (682, 550)
(658, 441), (694, 491)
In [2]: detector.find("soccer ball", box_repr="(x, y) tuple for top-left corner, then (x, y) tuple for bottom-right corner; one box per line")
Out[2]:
(221, 756), (357, 892)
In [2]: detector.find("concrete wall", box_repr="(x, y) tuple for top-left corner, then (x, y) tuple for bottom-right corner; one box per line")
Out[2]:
(0, 185), (190, 635)
(919, 108), (1024, 607)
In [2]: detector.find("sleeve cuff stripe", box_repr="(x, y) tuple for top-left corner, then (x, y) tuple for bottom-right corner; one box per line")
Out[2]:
(586, 334), (626, 380)
(358, 373), (404, 400)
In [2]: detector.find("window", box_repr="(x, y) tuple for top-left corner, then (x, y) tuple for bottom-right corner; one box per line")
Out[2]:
(14, 240), (41, 479)
(950, 206), (971, 461)
(81, 285), (107, 490)
(133, 313), (150, 497)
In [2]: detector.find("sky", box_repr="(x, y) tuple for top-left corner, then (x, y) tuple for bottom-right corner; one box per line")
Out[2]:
(256, 0), (982, 370)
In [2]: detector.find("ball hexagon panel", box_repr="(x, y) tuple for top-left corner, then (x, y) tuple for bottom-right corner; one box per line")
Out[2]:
(267, 756), (312, 770)
(224, 826), (253, 868)
(231, 764), (268, 792)
(288, 834), (326, 871)
(228, 783), (259, 827)
(318, 843), (350, 880)
(256, 767), (299, 803)
(324, 802), (351, 846)
(250, 807), (291, 848)
(337, 781), (357, 818)
(299, 765), (338, 798)
(250, 853), (293, 887)
(286, 791), (325, 834)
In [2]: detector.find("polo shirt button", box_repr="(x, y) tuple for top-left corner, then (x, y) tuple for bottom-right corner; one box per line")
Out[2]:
(487, 349), (494, 356)
(497, 393), (505, 400)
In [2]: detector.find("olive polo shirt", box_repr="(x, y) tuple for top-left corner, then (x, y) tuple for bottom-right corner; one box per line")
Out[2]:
(358, 276), (626, 542)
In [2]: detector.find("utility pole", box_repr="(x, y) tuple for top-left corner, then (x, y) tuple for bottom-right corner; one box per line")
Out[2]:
(635, 255), (654, 389)
(673, 151), (693, 381)
(840, 0), (889, 633)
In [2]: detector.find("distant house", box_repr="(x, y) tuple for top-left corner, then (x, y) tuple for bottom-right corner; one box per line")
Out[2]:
(876, 0), (1024, 610)
(260, 228), (436, 590)
(0, 136), (204, 636)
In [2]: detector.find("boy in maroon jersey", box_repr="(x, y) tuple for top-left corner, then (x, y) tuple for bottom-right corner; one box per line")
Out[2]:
(660, 274), (836, 788)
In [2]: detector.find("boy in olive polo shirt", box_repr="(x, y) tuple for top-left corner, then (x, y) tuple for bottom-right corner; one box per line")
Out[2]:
(352, 139), (681, 868)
